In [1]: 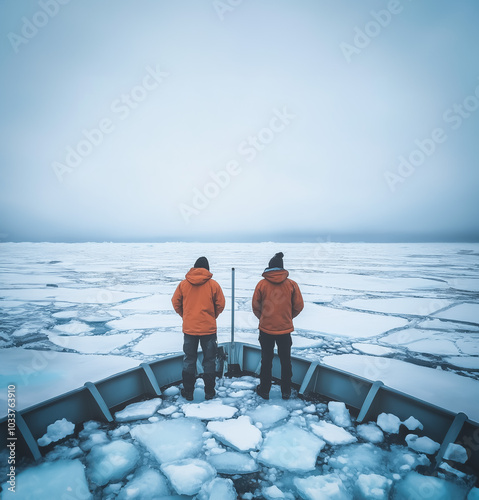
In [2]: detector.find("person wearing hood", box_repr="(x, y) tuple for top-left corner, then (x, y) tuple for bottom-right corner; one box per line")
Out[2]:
(252, 252), (304, 400)
(172, 256), (225, 401)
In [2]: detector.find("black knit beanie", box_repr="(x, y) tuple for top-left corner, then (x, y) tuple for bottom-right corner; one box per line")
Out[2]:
(194, 256), (210, 271)
(268, 252), (284, 269)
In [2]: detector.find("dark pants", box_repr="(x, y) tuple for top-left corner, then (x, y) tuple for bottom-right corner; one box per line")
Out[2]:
(259, 331), (292, 395)
(183, 333), (217, 394)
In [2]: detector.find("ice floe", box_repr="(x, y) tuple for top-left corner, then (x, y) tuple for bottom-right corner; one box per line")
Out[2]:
(37, 418), (75, 446)
(130, 419), (205, 463)
(207, 416), (262, 451)
(114, 398), (162, 422)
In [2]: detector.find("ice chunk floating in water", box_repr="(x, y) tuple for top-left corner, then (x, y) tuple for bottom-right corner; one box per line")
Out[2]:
(1, 460), (91, 500)
(207, 415), (262, 451)
(114, 398), (162, 422)
(161, 458), (216, 496)
(130, 418), (205, 463)
(258, 423), (325, 472)
(37, 418), (75, 446)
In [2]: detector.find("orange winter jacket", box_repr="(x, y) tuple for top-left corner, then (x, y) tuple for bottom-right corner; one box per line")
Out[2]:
(252, 269), (304, 335)
(172, 268), (225, 336)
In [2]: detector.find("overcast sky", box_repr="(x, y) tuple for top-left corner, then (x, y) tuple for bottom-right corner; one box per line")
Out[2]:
(1, 0), (478, 242)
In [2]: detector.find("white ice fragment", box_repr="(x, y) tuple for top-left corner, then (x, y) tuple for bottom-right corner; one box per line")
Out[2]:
(161, 459), (216, 496)
(405, 434), (440, 455)
(394, 471), (468, 499)
(183, 401), (238, 420)
(198, 477), (237, 500)
(294, 474), (349, 500)
(110, 425), (130, 438)
(208, 451), (259, 474)
(0, 460), (91, 500)
(87, 440), (139, 486)
(158, 405), (178, 416)
(263, 484), (286, 499)
(117, 467), (170, 499)
(230, 380), (256, 390)
(163, 386), (180, 396)
(328, 401), (351, 427)
(80, 430), (109, 451)
(37, 418), (75, 446)
(357, 423), (384, 443)
(356, 473), (392, 500)
(248, 404), (289, 429)
(438, 462), (467, 478)
(258, 424), (325, 473)
(53, 320), (93, 335)
(402, 416), (423, 431)
(329, 443), (385, 473)
(130, 418), (205, 463)
(377, 413), (401, 434)
(443, 443), (468, 464)
(207, 416), (262, 452)
(310, 421), (357, 445)
(114, 398), (162, 422)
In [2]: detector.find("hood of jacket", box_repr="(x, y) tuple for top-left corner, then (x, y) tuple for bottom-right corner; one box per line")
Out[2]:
(262, 269), (289, 284)
(186, 267), (213, 286)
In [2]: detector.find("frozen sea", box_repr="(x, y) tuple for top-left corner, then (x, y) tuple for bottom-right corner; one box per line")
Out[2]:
(1, 242), (479, 499)
(0, 242), (478, 419)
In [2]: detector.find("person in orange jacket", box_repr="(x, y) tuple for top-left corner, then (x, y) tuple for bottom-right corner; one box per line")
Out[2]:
(252, 252), (304, 400)
(172, 256), (225, 401)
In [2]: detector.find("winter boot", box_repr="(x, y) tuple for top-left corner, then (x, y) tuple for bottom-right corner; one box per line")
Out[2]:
(203, 373), (216, 400)
(182, 370), (195, 401)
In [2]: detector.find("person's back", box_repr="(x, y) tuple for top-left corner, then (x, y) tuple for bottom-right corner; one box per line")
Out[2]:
(252, 252), (304, 400)
(174, 267), (223, 336)
(172, 257), (225, 400)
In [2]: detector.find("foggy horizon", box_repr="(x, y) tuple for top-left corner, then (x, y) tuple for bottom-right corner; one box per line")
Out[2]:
(1, 1), (478, 242)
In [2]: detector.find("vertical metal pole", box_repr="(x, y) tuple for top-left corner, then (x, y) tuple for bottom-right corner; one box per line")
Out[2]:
(230, 267), (235, 349)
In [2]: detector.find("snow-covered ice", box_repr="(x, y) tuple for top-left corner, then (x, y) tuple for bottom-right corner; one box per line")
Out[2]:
(393, 471), (468, 499)
(405, 434), (440, 455)
(402, 416), (423, 431)
(207, 415), (262, 451)
(37, 418), (75, 446)
(357, 423), (384, 443)
(130, 418), (205, 463)
(160, 458), (216, 496)
(247, 404), (289, 428)
(198, 477), (237, 500)
(294, 474), (349, 500)
(356, 473), (392, 500)
(434, 303), (479, 324)
(117, 467), (170, 499)
(258, 424), (325, 472)
(328, 401), (352, 427)
(208, 451), (259, 474)
(114, 398), (162, 421)
(444, 443), (469, 464)
(376, 413), (402, 434)
(183, 401), (238, 420)
(295, 303), (409, 338)
(310, 420), (357, 445)
(86, 440), (139, 486)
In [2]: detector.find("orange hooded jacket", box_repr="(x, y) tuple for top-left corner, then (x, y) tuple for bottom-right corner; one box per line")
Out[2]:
(172, 268), (225, 336)
(252, 269), (304, 335)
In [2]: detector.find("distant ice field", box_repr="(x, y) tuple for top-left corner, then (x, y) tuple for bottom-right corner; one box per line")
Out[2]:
(0, 242), (478, 419)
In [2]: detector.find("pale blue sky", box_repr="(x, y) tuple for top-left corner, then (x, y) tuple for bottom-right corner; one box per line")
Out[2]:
(1, 0), (478, 242)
